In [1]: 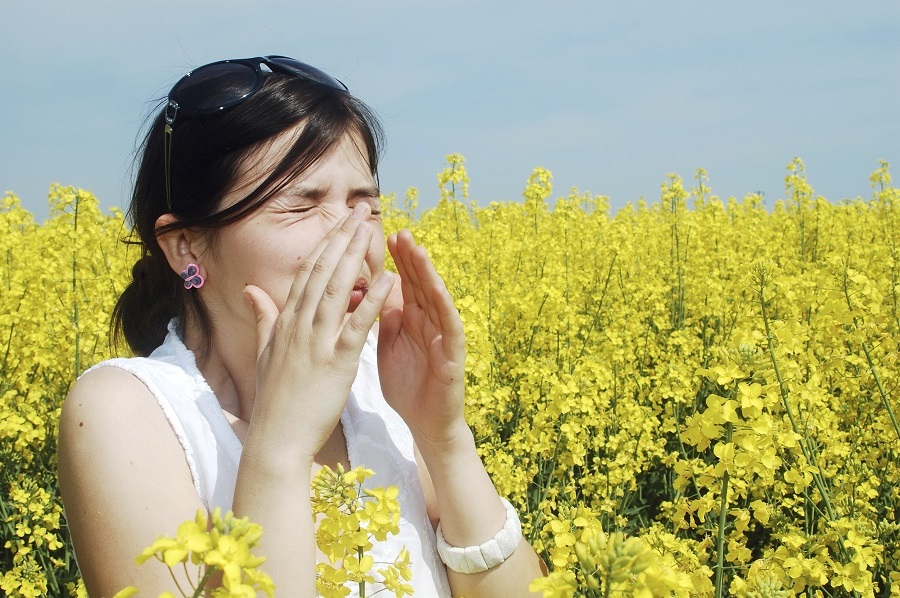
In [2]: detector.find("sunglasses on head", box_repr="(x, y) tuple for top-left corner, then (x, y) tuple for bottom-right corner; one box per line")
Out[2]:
(163, 55), (348, 210)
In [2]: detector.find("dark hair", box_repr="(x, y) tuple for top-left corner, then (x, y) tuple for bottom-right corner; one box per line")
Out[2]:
(113, 71), (383, 356)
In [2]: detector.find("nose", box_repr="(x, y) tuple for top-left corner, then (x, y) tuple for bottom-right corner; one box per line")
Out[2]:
(320, 201), (370, 226)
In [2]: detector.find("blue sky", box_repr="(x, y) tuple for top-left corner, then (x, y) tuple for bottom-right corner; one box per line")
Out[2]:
(3, 1), (898, 221)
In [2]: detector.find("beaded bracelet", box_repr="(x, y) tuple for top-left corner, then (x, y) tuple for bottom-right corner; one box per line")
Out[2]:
(435, 497), (522, 574)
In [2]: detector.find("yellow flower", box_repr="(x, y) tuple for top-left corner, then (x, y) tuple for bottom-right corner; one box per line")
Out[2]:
(5, 159), (900, 596)
(311, 465), (411, 596)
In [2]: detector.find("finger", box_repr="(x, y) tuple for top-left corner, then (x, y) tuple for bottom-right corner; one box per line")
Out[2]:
(395, 232), (445, 327)
(381, 263), (404, 314)
(284, 214), (351, 308)
(387, 232), (417, 307)
(393, 230), (430, 311)
(307, 217), (376, 326)
(244, 284), (279, 361)
(426, 272), (467, 357)
(337, 270), (395, 354)
(410, 242), (464, 341)
(389, 231), (464, 358)
(295, 204), (371, 317)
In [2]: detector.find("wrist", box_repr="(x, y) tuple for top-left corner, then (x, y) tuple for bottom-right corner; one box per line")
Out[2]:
(412, 420), (476, 466)
(241, 426), (317, 481)
(242, 401), (337, 466)
(436, 497), (522, 574)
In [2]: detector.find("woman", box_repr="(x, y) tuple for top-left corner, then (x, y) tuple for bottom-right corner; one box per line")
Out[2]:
(57, 56), (543, 596)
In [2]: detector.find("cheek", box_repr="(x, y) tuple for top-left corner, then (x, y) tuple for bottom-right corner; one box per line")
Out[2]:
(228, 238), (295, 290)
(257, 265), (299, 313)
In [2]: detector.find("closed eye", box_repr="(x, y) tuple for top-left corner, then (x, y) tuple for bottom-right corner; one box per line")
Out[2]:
(286, 205), (315, 214)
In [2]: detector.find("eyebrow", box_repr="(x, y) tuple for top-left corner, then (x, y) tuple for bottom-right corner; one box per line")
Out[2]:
(290, 184), (381, 201)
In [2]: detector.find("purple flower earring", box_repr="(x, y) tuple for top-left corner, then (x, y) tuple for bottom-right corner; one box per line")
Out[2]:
(180, 263), (205, 289)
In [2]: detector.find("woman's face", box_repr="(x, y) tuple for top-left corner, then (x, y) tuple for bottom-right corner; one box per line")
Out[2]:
(196, 127), (385, 328)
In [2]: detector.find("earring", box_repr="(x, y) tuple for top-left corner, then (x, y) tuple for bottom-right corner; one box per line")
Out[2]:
(180, 263), (205, 289)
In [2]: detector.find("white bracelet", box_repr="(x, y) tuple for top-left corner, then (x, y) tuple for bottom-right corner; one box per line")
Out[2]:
(435, 497), (522, 574)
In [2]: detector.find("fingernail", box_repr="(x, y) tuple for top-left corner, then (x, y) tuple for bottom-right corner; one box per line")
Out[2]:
(351, 203), (368, 219)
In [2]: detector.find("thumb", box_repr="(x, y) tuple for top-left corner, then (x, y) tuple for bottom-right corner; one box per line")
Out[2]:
(244, 284), (279, 360)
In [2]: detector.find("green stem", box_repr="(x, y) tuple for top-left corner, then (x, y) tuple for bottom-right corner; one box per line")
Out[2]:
(840, 267), (900, 443)
(757, 272), (857, 591)
(166, 560), (188, 597)
(527, 411), (569, 543)
(714, 422), (732, 598)
(0, 317), (13, 381)
(861, 341), (900, 443)
(35, 547), (60, 596)
(190, 568), (215, 598)
(575, 254), (617, 366)
(757, 277), (837, 521)
(358, 546), (366, 598)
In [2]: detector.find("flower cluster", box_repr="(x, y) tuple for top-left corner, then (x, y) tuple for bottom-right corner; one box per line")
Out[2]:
(3, 158), (900, 596)
(114, 508), (274, 598)
(385, 156), (900, 595)
(530, 526), (695, 597)
(2, 477), (64, 558)
(111, 465), (410, 598)
(1, 186), (133, 596)
(312, 464), (413, 598)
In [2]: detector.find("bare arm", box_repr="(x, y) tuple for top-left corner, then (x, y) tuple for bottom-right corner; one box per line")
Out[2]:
(380, 230), (544, 597)
(58, 366), (207, 596)
(414, 439), (545, 597)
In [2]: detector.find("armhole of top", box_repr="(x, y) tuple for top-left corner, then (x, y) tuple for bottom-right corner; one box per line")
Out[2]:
(83, 361), (206, 502)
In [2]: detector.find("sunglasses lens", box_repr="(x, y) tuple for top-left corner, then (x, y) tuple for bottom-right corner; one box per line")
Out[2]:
(172, 63), (260, 114)
(266, 56), (347, 90)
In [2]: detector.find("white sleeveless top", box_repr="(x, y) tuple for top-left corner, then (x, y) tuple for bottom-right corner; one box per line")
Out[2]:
(85, 320), (451, 597)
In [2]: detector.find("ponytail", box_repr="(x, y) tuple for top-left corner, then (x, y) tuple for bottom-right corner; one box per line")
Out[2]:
(112, 252), (179, 356)
(112, 250), (212, 357)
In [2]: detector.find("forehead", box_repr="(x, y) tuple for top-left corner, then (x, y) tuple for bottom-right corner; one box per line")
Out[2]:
(221, 125), (374, 207)
(296, 132), (374, 185)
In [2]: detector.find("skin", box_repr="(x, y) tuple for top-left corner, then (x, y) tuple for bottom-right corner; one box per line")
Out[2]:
(57, 127), (544, 596)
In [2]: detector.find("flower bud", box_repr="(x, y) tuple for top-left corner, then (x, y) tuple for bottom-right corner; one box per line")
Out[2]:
(574, 541), (596, 570)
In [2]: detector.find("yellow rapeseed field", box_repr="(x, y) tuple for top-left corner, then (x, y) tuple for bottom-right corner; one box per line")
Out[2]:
(1, 157), (898, 597)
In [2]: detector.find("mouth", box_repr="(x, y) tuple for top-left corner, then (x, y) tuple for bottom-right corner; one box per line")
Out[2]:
(347, 277), (369, 312)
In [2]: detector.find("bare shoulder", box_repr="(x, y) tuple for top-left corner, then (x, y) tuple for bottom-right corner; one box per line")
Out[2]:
(62, 363), (155, 422)
(59, 363), (204, 595)
(59, 364), (183, 464)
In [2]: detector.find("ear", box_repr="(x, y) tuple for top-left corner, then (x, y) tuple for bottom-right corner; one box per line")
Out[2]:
(155, 214), (207, 279)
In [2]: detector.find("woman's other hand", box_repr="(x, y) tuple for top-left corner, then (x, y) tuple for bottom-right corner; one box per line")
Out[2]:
(378, 229), (468, 446)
